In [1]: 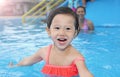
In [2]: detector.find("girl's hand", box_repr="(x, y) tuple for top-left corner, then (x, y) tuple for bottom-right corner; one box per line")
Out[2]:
(8, 62), (16, 68)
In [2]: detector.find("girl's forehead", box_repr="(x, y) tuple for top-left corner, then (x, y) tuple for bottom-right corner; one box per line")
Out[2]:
(53, 14), (75, 22)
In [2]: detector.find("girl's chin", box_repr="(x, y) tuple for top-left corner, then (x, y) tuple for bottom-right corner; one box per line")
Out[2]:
(57, 46), (67, 50)
(57, 41), (67, 45)
(56, 44), (68, 50)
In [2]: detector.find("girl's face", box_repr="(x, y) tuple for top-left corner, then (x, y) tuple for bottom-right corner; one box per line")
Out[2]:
(47, 14), (76, 50)
(76, 8), (85, 19)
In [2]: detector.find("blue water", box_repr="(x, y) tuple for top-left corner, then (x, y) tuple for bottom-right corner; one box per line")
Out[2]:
(0, 18), (120, 77)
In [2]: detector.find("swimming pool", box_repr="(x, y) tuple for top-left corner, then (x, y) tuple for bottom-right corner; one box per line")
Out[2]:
(0, 18), (120, 77)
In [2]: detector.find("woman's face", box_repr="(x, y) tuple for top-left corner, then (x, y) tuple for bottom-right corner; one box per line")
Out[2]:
(76, 8), (85, 19)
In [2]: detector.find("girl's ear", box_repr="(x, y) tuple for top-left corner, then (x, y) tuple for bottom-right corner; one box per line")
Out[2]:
(46, 27), (51, 36)
(74, 30), (78, 38)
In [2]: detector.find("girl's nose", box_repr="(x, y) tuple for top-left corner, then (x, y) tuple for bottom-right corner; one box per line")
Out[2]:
(59, 29), (65, 35)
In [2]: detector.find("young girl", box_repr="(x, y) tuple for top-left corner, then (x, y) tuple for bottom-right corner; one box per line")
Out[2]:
(9, 7), (93, 77)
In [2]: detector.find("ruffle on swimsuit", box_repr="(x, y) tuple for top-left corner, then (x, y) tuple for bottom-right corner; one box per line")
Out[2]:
(41, 45), (84, 77)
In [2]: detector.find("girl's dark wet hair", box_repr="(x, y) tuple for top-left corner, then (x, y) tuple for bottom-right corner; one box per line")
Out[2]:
(47, 7), (80, 36)
(76, 6), (86, 14)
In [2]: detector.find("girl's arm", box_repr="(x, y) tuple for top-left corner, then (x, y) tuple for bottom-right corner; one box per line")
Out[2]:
(75, 60), (94, 77)
(9, 50), (43, 67)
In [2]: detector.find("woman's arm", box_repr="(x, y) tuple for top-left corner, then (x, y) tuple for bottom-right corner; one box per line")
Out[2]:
(88, 20), (94, 31)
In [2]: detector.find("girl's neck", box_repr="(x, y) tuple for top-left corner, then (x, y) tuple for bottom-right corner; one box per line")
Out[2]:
(52, 45), (72, 55)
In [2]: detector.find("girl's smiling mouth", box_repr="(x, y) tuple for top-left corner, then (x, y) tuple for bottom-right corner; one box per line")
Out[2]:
(57, 37), (67, 45)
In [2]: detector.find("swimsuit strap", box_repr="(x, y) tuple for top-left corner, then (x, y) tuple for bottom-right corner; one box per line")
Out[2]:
(46, 45), (52, 64)
(73, 57), (85, 64)
(83, 19), (88, 27)
(82, 19), (88, 30)
(84, 19), (87, 25)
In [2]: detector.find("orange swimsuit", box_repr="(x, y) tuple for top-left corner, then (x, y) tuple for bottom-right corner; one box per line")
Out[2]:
(41, 45), (84, 77)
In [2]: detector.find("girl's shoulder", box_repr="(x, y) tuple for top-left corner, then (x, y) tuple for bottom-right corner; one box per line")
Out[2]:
(70, 49), (85, 64)
(72, 47), (83, 56)
(37, 45), (50, 60)
(39, 46), (49, 52)
(70, 48), (84, 60)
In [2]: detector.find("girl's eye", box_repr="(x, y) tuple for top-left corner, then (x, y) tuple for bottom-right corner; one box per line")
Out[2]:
(66, 27), (71, 30)
(54, 27), (60, 30)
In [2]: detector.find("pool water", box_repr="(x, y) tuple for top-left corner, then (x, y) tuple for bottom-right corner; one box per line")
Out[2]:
(0, 18), (120, 77)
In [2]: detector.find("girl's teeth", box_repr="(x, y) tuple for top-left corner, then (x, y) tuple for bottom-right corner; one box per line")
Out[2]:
(58, 38), (67, 41)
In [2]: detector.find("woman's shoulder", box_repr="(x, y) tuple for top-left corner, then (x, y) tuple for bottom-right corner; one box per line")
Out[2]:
(86, 19), (93, 24)
(86, 19), (94, 30)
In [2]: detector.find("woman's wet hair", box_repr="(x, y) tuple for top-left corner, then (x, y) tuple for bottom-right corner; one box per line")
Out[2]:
(47, 7), (80, 36)
(76, 6), (86, 14)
